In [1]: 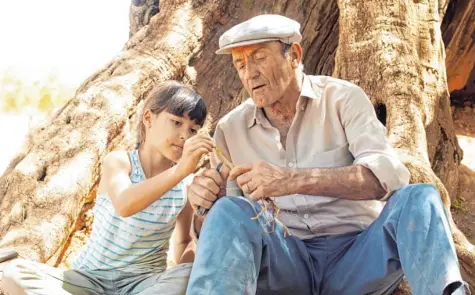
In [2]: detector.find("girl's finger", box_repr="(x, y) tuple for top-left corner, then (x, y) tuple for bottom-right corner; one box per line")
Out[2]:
(188, 141), (214, 153)
(192, 147), (211, 158)
(193, 132), (214, 141)
(195, 137), (215, 148)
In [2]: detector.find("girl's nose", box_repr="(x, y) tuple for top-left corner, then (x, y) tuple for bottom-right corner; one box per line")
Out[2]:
(180, 129), (192, 140)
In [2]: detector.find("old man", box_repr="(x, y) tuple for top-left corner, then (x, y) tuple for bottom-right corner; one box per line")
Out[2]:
(187, 14), (467, 295)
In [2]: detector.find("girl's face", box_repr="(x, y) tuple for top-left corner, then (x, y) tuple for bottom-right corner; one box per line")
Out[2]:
(143, 110), (201, 162)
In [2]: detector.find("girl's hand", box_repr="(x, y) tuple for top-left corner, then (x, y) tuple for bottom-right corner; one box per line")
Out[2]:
(176, 133), (215, 176)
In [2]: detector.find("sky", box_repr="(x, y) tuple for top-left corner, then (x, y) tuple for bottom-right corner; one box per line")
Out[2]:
(0, 0), (130, 174)
(0, 0), (130, 87)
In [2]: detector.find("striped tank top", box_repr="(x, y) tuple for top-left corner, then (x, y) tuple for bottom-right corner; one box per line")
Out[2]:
(72, 149), (188, 272)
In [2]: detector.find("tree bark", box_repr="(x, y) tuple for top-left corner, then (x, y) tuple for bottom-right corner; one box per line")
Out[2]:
(334, 0), (474, 290)
(442, 0), (475, 105)
(0, 0), (473, 293)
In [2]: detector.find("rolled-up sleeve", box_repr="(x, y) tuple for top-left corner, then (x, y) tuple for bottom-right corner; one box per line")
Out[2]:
(341, 85), (410, 194)
(212, 123), (243, 196)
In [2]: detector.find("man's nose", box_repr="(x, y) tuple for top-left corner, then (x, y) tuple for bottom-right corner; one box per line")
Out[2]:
(244, 62), (259, 80)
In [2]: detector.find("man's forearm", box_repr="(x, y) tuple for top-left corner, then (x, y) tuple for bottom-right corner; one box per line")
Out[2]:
(288, 165), (386, 200)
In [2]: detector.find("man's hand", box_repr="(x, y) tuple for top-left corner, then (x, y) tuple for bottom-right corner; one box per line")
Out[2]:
(229, 161), (291, 200)
(187, 168), (228, 219)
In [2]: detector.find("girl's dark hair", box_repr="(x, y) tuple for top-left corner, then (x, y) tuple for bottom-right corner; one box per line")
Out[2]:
(136, 81), (207, 148)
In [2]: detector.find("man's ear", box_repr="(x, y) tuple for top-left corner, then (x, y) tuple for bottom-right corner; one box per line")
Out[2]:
(290, 42), (303, 68)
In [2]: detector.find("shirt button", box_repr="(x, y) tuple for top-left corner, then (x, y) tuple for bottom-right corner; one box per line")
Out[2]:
(303, 214), (309, 219)
(288, 162), (294, 167)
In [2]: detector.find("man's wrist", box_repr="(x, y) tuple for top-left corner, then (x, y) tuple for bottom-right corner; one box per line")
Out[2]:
(285, 167), (319, 196)
(282, 168), (299, 195)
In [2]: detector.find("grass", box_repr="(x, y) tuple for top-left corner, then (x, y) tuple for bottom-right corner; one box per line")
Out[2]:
(451, 197), (469, 213)
(0, 70), (75, 114)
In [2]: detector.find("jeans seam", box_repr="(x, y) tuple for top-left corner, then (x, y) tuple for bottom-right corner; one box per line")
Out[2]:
(397, 240), (434, 295)
(394, 185), (434, 295)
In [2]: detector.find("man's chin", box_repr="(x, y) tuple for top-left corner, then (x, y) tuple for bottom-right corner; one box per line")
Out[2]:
(253, 98), (273, 108)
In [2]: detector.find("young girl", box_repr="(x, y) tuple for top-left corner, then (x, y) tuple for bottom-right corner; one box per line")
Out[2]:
(1, 81), (214, 295)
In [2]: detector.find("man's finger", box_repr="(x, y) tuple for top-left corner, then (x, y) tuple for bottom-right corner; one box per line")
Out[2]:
(229, 164), (253, 181)
(202, 169), (225, 188)
(191, 183), (218, 203)
(194, 175), (220, 195)
(236, 172), (253, 188)
(188, 184), (215, 208)
(249, 187), (264, 201)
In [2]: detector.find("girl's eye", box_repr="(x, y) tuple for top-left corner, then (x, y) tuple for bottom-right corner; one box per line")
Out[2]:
(190, 129), (198, 135)
(172, 120), (181, 127)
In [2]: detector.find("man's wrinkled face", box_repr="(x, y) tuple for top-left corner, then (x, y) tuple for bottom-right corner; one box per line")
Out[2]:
(231, 41), (296, 108)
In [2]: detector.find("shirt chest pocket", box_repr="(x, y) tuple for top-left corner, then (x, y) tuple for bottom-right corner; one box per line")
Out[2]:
(301, 144), (354, 168)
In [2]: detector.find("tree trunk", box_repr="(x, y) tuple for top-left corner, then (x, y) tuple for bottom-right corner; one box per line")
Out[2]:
(0, 0), (473, 293)
(334, 0), (474, 290)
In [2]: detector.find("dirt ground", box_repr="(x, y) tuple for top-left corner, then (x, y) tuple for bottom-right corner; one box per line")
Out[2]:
(54, 106), (475, 268)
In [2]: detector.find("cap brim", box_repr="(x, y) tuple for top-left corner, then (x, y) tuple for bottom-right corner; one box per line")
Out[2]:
(215, 38), (281, 54)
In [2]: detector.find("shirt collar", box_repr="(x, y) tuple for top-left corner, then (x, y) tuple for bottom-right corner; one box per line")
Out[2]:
(247, 105), (268, 128)
(246, 74), (320, 128)
(300, 74), (320, 100)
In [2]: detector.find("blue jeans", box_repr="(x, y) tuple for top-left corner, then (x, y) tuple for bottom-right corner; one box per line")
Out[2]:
(187, 184), (468, 295)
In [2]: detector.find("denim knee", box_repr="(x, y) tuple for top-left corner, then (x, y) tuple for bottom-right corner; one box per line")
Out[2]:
(395, 183), (447, 218)
(205, 196), (256, 225)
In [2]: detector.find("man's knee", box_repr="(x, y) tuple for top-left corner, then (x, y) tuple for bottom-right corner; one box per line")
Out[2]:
(397, 183), (446, 216)
(202, 196), (261, 235)
(208, 196), (257, 219)
(408, 183), (442, 203)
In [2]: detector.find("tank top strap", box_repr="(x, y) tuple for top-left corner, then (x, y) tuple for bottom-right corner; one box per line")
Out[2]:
(128, 149), (146, 183)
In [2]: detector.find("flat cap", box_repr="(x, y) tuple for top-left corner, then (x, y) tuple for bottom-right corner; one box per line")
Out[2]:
(216, 14), (302, 54)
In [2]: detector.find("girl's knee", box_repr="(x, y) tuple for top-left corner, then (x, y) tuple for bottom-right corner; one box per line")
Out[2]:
(1, 259), (30, 294)
(2, 258), (27, 279)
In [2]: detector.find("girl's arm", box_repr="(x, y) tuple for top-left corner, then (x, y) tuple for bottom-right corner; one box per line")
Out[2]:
(173, 199), (194, 264)
(102, 134), (214, 217)
(101, 151), (187, 217)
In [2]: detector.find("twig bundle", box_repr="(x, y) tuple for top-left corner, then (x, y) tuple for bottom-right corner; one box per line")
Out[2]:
(215, 147), (290, 237)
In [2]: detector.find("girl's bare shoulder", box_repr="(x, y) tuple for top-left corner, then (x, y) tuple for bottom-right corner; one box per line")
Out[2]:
(97, 151), (132, 194)
(102, 150), (132, 173)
